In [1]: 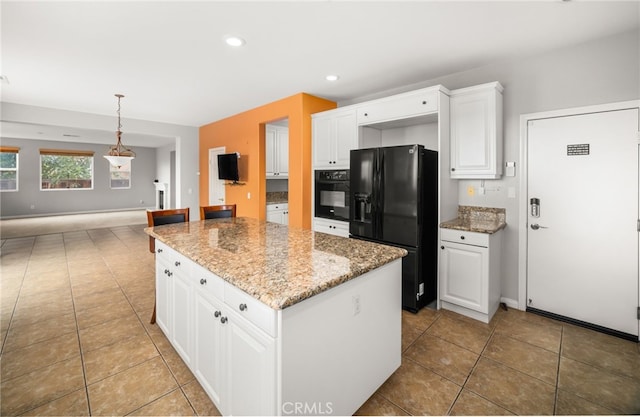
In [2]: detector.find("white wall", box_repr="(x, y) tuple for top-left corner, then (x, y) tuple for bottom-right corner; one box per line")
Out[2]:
(341, 29), (640, 304)
(1, 102), (200, 220)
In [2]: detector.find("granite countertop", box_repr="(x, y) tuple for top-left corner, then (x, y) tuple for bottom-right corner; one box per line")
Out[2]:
(440, 205), (506, 234)
(266, 192), (288, 204)
(145, 217), (406, 310)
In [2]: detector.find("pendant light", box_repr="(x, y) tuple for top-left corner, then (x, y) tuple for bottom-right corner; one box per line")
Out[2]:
(104, 93), (135, 167)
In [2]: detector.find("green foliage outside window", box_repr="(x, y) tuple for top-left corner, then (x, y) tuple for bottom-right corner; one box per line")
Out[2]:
(41, 154), (93, 189)
(0, 152), (18, 191)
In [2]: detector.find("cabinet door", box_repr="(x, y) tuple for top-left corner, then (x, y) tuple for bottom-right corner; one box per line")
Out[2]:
(281, 210), (289, 226)
(276, 128), (289, 176)
(194, 290), (225, 410)
(265, 127), (277, 176)
(171, 271), (193, 367)
(439, 241), (488, 313)
(450, 84), (502, 179)
(333, 111), (357, 167)
(155, 256), (171, 336)
(313, 218), (349, 238)
(266, 209), (283, 224)
(312, 116), (334, 168)
(224, 310), (276, 416)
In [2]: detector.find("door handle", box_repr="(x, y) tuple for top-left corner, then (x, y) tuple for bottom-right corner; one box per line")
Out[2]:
(530, 224), (548, 230)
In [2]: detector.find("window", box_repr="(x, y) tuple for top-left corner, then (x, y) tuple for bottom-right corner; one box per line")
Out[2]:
(40, 149), (94, 190)
(0, 146), (19, 191)
(110, 159), (131, 189)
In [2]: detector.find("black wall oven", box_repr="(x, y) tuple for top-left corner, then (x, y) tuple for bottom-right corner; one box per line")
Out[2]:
(314, 169), (350, 222)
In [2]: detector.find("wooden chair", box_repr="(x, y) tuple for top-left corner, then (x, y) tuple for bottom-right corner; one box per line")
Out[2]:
(147, 207), (189, 324)
(200, 204), (236, 220)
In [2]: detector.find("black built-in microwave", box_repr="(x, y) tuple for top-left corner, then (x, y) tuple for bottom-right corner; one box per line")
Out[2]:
(314, 170), (350, 222)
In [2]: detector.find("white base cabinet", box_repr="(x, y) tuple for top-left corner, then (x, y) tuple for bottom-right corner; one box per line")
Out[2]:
(154, 240), (401, 416)
(439, 228), (502, 323)
(266, 203), (288, 225)
(312, 217), (349, 238)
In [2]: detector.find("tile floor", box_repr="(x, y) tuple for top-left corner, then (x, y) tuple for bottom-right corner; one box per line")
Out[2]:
(1, 223), (639, 416)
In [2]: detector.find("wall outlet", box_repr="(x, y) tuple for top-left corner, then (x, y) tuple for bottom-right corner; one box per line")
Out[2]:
(352, 295), (361, 316)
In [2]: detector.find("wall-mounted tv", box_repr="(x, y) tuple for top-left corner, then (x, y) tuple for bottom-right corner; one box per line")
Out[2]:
(217, 152), (240, 182)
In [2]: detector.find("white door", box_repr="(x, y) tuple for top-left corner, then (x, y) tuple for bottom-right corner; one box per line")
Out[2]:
(209, 147), (226, 205)
(527, 108), (639, 337)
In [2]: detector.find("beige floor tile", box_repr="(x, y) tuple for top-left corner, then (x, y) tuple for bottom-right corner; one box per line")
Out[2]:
(0, 355), (84, 416)
(160, 345), (196, 386)
(75, 297), (136, 330)
(558, 356), (640, 414)
(495, 314), (562, 353)
(73, 286), (128, 311)
(404, 333), (479, 385)
(83, 332), (159, 384)
(79, 313), (146, 352)
(128, 388), (195, 416)
(483, 333), (559, 384)
(1, 332), (80, 380)
(3, 312), (77, 352)
(401, 308), (439, 352)
(555, 389), (618, 415)
(449, 389), (514, 416)
(562, 323), (640, 380)
(377, 358), (461, 416)
(70, 275), (121, 298)
(88, 356), (177, 416)
(181, 379), (221, 416)
(466, 357), (555, 415)
(426, 314), (492, 354)
(354, 392), (410, 416)
(20, 388), (89, 416)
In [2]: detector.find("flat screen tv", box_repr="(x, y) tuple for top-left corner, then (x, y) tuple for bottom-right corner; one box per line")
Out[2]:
(217, 152), (240, 182)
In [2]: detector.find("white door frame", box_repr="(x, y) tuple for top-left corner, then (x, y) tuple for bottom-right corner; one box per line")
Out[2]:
(518, 100), (640, 310)
(209, 146), (226, 205)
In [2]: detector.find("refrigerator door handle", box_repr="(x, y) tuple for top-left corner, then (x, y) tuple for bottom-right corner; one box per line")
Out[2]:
(377, 151), (385, 239)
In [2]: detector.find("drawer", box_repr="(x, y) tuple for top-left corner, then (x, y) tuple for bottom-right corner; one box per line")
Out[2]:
(267, 203), (288, 211)
(192, 262), (225, 300)
(357, 89), (438, 125)
(440, 228), (489, 247)
(224, 283), (277, 337)
(156, 241), (192, 276)
(313, 218), (349, 238)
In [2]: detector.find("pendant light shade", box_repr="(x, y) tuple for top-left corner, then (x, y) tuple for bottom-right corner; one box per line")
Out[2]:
(104, 94), (135, 167)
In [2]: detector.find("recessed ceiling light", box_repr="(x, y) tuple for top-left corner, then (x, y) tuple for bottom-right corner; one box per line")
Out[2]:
(325, 74), (340, 82)
(225, 36), (246, 47)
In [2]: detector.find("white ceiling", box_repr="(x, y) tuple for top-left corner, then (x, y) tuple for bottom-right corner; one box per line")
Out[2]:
(1, 1), (638, 147)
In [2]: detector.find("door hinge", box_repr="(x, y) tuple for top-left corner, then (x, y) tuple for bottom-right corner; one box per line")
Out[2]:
(637, 219), (640, 232)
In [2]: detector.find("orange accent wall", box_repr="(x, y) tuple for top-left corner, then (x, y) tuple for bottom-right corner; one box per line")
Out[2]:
(199, 93), (336, 229)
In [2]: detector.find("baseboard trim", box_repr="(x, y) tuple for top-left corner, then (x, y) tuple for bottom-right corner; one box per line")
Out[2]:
(500, 297), (520, 310)
(0, 207), (151, 220)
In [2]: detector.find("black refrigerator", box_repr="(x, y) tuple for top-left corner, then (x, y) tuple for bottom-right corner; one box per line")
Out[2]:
(349, 144), (438, 312)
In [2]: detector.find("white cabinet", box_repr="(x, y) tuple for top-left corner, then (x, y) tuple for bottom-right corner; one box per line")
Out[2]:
(312, 108), (357, 168)
(266, 203), (288, 225)
(356, 88), (438, 126)
(156, 246), (277, 416)
(439, 228), (502, 323)
(313, 217), (349, 238)
(266, 125), (288, 178)
(155, 242), (193, 367)
(450, 82), (503, 179)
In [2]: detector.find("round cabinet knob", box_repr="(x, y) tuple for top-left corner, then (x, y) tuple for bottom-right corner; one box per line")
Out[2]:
(441, 246), (445, 250)
(451, 168), (456, 172)
(164, 269), (169, 275)
(200, 278), (207, 285)
(460, 236), (465, 240)
(220, 316), (228, 324)
(157, 248), (163, 253)
(175, 261), (180, 267)
(364, 113), (368, 116)
(422, 100), (427, 105)
(168, 271), (173, 277)
(239, 303), (248, 312)
(214, 311), (221, 318)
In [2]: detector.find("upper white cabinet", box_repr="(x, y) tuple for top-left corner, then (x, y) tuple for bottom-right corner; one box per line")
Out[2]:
(356, 88), (439, 126)
(266, 125), (288, 178)
(449, 82), (503, 179)
(312, 108), (357, 169)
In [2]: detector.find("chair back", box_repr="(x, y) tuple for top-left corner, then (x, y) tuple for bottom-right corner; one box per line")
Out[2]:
(147, 208), (190, 253)
(200, 204), (236, 220)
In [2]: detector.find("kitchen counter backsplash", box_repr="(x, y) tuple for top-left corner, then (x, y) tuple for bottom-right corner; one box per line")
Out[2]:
(266, 192), (288, 204)
(440, 205), (506, 234)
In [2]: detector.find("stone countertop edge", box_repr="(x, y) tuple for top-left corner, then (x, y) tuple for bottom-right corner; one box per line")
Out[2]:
(145, 218), (407, 310)
(440, 205), (507, 234)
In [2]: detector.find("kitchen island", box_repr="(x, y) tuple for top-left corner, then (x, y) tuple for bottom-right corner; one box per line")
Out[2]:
(145, 217), (406, 416)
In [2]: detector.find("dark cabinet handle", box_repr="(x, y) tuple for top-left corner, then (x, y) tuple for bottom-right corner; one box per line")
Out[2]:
(451, 168), (456, 172)
(220, 317), (228, 324)
(441, 246), (445, 250)
(364, 113), (368, 116)
(214, 311), (221, 318)
(200, 278), (207, 285)
(175, 261), (180, 267)
(460, 236), (465, 240)
(157, 248), (163, 253)
(239, 303), (248, 312)
(422, 100), (427, 105)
